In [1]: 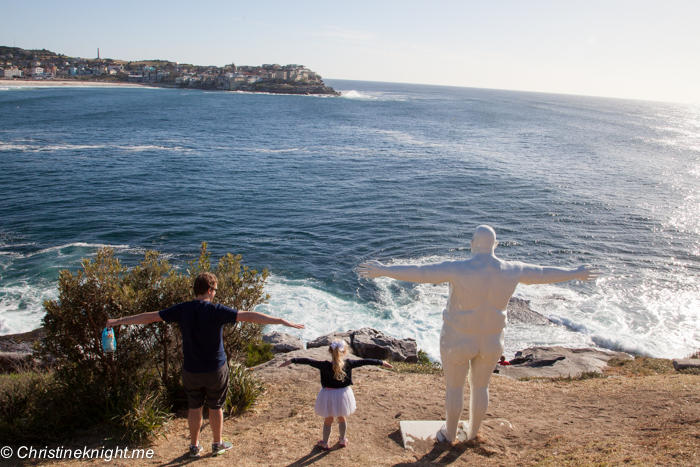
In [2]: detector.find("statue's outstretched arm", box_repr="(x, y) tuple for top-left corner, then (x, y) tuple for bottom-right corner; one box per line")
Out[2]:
(357, 260), (451, 284)
(519, 264), (600, 285)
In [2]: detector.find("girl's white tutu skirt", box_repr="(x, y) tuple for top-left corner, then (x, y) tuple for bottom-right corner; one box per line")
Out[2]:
(314, 386), (357, 418)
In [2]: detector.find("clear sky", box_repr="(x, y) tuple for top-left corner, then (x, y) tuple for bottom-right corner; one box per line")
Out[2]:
(3, 0), (699, 103)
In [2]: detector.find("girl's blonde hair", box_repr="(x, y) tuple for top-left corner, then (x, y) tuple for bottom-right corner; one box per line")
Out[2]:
(330, 339), (348, 381)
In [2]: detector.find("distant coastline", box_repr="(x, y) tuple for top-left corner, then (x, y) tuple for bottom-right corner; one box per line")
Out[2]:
(0, 45), (340, 96)
(0, 78), (340, 96)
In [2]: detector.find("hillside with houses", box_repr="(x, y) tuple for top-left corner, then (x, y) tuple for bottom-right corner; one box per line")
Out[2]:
(0, 46), (338, 95)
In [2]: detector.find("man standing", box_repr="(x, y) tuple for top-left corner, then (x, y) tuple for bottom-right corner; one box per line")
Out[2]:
(107, 272), (304, 458)
(358, 225), (599, 443)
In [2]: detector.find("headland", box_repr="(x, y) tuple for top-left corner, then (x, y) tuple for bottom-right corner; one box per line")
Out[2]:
(0, 46), (340, 96)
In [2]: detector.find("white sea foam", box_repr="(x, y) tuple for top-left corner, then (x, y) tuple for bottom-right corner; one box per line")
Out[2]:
(0, 142), (191, 153)
(340, 90), (376, 100)
(0, 282), (57, 336)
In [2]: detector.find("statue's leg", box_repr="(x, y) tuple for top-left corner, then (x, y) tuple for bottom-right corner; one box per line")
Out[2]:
(465, 356), (493, 440)
(442, 359), (470, 442)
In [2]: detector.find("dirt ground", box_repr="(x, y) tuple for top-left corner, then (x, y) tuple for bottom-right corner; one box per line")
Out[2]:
(6, 361), (700, 467)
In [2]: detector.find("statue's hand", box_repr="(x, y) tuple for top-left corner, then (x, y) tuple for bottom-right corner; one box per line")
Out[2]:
(577, 265), (601, 281)
(357, 260), (385, 279)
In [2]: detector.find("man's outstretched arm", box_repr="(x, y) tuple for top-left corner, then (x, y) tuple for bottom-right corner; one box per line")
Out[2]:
(357, 260), (451, 284)
(107, 311), (163, 327)
(237, 311), (305, 329)
(519, 264), (600, 285)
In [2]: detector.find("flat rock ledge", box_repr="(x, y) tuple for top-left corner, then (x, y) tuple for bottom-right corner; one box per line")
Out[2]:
(496, 346), (633, 379)
(307, 327), (418, 362)
(672, 358), (700, 371)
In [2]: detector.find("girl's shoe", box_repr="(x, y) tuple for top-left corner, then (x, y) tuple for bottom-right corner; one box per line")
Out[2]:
(339, 437), (349, 448)
(317, 440), (330, 450)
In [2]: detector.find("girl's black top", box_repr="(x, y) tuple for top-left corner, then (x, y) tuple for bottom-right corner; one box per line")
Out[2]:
(290, 358), (384, 388)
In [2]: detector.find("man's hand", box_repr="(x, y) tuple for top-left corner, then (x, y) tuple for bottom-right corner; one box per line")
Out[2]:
(382, 361), (393, 369)
(106, 318), (119, 328)
(280, 359), (293, 368)
(576, 265), (601, 281)
(357, 260), (386, 279)
(281, 319), (305, 329)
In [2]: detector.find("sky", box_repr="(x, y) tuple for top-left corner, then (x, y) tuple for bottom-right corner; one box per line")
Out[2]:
(3, 0), (699, 104)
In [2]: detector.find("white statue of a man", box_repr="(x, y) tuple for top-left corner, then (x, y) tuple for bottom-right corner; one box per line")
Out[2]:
(357, 225), (599, 442)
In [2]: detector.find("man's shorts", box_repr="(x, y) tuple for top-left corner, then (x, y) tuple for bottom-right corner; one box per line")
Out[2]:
(181, 363), (230, 410)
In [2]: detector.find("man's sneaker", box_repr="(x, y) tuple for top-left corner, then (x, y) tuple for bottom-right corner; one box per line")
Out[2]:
(211, 438), (233, 457)
(189, 444), (202, 458)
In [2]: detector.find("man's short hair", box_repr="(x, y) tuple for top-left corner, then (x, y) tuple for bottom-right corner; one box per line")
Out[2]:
(194, 273), (218, 296)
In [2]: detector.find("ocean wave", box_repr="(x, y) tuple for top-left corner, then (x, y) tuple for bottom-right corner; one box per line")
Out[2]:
(0, 142), (192, 153)
(340, 90), (376, 100)
(0, 282), (57, 336)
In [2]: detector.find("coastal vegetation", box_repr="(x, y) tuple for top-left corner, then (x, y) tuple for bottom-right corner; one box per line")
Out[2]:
(0, 243), (270, 444)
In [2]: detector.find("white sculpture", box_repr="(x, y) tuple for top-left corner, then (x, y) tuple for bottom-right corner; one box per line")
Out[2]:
(357, 225), (599, 442)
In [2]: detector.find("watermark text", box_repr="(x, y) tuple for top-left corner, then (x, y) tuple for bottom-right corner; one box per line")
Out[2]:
(1, 445), (154, 462)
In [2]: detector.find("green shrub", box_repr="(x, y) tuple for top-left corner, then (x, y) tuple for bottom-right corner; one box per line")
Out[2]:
(116, 381), (172, 444)
(245, 341), (275, 367)
(225, 363), (266, 417)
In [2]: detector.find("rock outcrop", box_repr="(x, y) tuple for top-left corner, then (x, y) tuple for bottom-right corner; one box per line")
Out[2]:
(0, 328), (45, 373)
(263, 331), (305, 353)
(496, 346), (632, 379)
(672, 358), (700, 371)
(307, 328), (418, 362)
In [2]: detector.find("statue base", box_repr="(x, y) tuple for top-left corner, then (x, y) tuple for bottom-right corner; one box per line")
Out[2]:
(399, 420), (468, 449)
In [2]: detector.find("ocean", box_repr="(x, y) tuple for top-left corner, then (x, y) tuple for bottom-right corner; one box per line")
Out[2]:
(1, 79), (699, 360)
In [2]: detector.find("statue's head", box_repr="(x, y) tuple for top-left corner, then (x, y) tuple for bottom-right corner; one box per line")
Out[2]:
(471, 225), (497, 253)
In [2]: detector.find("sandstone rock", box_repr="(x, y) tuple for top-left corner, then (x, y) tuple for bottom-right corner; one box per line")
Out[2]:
(351, 327), (418, 363)
(672, 358), (700, 371)
(306, 331), (354, 349)
(263, 332), (304, 353)
(496, 346), (632, 379)
(307, 329), (418, 362)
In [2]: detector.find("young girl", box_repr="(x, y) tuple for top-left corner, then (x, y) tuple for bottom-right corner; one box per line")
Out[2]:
(280, 339), (393, 450)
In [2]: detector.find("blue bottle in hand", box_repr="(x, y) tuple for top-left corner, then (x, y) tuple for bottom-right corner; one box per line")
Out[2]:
(102, 327), (116, 353)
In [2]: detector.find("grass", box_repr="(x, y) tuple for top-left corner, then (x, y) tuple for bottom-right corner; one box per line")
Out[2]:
(390, 350), (443, 375)
(519, 371), (607, 383)
(606, 356), (677, 377)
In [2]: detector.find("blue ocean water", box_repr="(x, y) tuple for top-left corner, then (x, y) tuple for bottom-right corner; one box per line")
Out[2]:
(1, 80), (699, 359)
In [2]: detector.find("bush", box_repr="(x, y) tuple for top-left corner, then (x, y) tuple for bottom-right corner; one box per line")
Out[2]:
(224, 363), (265, 417)
(116, 375), (172, 444)
(2, 243), (270, 444)
(244, 341), (275, 367)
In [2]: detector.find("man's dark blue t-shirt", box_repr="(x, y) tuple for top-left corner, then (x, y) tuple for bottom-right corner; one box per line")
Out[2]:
(159, 300), (238, 373)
